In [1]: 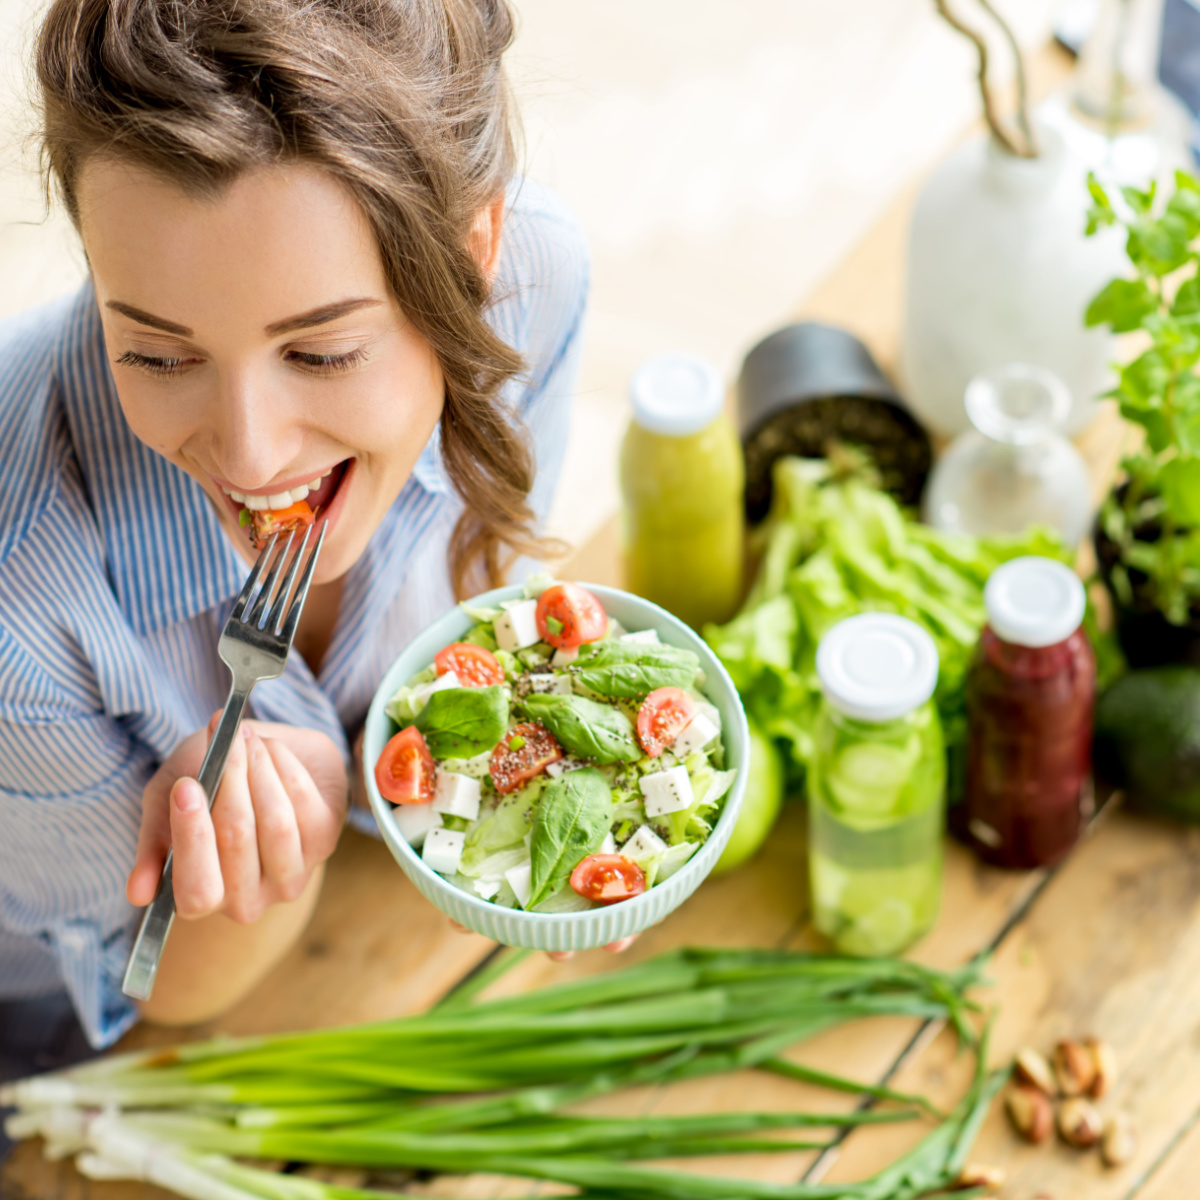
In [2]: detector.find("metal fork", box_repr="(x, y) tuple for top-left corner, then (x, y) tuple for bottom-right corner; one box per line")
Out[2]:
(122, 522), (327, 1002)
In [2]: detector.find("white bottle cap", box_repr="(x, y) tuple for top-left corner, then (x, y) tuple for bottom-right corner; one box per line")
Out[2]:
(630, 353), (725, 436)
(816, 613), (939, 723)
(984, 556), (1085, 648)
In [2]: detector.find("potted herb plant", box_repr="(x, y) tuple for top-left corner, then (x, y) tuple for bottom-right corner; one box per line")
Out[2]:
(1085, 170), (1200, 667)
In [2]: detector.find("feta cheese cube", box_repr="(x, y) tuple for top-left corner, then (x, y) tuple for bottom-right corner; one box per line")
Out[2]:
(494, 600), (540, 652)
(639, 765), (694, 818)
(505, 859), (533, 908)
(551, 646), (579, 668)
(600, 831), (617, 855)
(473, 878), (501, 900)
(392, 803), (442, 848)
(432, 770), (482, 821)
(620, 629), (660, 644)
(525, 672), (573, 696)
(546, 757), (585, 779)
(670, 712), (720, 758)
(422, 827), (465, 875)
(623, 824), (669, 859)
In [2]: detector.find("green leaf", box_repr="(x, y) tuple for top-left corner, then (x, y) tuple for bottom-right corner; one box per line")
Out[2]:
(528, 768), (612, 907)
(1121, 181), (1157, 215)
(239, 508), (252, 527)
(416, 685), (509, 759)
(572, 641), (700, 699)
(1085, 172), (1116, 237)
(1127, 212), (1192, 276)
(1168, 185), (1200, 238)
(520, 694), (642, 763)
(1085, 277), (1158, 331)
(1160, 456), (1200, 526)
(1173, 276), (1200, 317)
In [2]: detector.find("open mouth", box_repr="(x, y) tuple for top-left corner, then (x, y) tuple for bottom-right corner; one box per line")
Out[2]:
(217, 458), (353, 545)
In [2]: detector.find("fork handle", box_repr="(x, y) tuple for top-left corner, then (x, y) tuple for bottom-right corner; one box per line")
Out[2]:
(121, 685), (253, 1001)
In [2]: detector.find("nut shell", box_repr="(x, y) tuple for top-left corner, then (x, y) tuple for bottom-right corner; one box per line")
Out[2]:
(1102, 1113), (1137, 1167)
(1058, 1096), (1104, 1148)
(1086, 1037), (1118, 1098)
(954, 1163), (1006, 1191)
(1006, 1084), (1053, 1143)
(1053, 1039), (1097, 1097)
(1014, 1046), (1057, 1095)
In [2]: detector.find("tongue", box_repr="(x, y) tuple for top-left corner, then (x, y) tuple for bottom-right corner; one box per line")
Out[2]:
(306, 461), (347, 515)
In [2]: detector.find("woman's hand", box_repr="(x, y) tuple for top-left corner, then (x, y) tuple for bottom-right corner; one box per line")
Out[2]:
(127, 718), (348, 924)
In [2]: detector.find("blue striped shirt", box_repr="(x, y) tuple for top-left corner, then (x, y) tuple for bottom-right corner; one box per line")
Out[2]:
(0, 179), (589, 1047)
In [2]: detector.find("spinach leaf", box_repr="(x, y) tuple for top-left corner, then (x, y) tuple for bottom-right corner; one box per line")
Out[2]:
(520, 694), (641, 763)
(529, 768), (612, 907)
(573, 640), (699, 698)
(415, 685), (509, 759)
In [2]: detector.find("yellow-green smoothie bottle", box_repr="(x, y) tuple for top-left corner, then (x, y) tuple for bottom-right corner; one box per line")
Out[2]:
(619, 354), (745, 629)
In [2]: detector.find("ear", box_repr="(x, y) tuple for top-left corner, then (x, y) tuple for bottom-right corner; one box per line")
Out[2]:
(468, 193), (505, 284)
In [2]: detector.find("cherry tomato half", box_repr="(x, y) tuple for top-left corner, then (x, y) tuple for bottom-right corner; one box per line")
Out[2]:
(375, 726), (436, 805)
(248, 499), (315, 549)
(570, 854), (647, 905)
(490, 722), (564, 794)
(535, 583), (607, 649)
(434, 642), (504, 688)
(636, 686), (699, 758)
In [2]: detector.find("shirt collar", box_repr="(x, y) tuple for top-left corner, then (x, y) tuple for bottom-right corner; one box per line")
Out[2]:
(56, 282), (246, 635)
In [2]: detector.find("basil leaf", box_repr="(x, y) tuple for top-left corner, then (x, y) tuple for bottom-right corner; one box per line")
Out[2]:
(529, 768), (612, 907)
(572, 640), (699, 698)
(416, 685), (509, 759)
(520, 694), (641, 763)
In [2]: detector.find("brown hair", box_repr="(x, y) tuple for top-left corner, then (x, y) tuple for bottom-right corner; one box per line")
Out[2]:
(36, 0), (559, 597)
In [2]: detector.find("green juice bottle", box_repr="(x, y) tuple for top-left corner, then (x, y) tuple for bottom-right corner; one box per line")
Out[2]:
(809, 613), (946, 957)
(619, 354), (745, 629)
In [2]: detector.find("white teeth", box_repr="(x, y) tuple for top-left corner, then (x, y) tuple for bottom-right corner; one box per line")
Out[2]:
(266, 492), (293, 509)
(228, 490), (246, 503)
(307, 481), (320, 493)
(245, 493), (269, 511)
(288, 486), (310, 503)
(224, 471), (330, 510)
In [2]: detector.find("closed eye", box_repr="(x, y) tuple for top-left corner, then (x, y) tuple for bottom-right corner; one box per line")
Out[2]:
(285, 347), (370, 374)
(115, 350), (190, 377)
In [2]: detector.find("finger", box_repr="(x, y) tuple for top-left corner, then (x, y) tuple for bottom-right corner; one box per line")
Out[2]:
(246, 732), (307, 903)
(210, 729), (262, 923)
(169, 777), (224, 918)
(262, 737), (344, 866)
(126, 763), (177, 905)
(547, 951), (575, 962)
(603, 936), (638, 955)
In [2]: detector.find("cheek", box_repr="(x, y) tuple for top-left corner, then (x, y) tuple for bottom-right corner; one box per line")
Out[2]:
(113, 379), (202, 456)
(351, 335), (445, 455)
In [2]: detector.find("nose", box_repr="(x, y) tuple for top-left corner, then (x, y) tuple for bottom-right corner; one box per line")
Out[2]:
(207, 367), (300, 488)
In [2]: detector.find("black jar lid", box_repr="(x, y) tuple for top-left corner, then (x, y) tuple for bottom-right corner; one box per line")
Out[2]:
(738, 322), (933, 523)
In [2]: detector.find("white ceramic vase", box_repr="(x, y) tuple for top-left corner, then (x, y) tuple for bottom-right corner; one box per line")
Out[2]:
(901, 124), (1126, 436)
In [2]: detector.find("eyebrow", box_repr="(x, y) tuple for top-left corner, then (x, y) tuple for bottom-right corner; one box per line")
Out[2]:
(104, 297), (384, 338)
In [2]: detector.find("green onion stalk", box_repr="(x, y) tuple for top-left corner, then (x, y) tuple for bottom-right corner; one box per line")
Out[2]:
(2, 947), (1000, 1200)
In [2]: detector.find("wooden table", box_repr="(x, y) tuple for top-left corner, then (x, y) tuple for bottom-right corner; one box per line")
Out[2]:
(6, 42), (1199, 1200)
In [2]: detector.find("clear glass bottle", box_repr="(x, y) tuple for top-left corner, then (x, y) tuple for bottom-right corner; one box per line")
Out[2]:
(922, 364), (1093, 548)
(965, 557), (1096, 869)
(619, 354), (744, 629)
(809, 613), (946, 957)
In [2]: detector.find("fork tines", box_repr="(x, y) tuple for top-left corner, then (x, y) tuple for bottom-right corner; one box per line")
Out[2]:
(232, 523), (327, 637)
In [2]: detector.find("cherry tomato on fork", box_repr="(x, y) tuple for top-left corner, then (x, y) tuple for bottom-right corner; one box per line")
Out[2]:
(375, 726), (436, 805)
(434, 642), (504, 688)
(535, 583), (607, 649)
(570, 855), (647, 905)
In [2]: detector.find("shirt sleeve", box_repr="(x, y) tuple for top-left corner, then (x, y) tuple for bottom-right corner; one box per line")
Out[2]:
(0, 625), (148, 1050)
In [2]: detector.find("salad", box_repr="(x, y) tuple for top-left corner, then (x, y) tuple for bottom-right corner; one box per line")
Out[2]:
(374, 579), (737, 913)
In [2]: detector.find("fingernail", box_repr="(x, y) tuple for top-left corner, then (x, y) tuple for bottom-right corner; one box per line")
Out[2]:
(172, 779), (204, 814)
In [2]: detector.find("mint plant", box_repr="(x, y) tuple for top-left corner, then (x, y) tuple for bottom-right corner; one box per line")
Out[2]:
(1085, 171), (1200, 626)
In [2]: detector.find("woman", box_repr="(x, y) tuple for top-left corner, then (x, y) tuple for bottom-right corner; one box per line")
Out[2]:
(0, 0), (588, 1053)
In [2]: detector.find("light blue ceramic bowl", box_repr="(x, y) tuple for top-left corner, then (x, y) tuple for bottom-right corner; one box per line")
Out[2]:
(363, 583), (749, 952)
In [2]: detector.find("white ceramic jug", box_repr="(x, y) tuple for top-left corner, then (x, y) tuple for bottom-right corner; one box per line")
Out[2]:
(901, 124), (1126, 436)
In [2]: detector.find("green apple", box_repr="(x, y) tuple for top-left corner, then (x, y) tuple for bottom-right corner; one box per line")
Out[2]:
(712, 721), (784, 875)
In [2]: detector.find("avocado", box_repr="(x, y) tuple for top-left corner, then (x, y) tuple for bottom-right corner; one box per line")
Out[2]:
(1093, 666), (1200, 822)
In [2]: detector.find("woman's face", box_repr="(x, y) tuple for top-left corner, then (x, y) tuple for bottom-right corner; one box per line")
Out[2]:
(78, 159), (446, 582)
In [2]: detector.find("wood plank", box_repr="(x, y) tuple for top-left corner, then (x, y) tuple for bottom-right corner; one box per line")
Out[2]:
(813, 810), (1200, 1196)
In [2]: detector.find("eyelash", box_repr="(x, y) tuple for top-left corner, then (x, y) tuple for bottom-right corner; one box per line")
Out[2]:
(115, 347), (369, 377)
